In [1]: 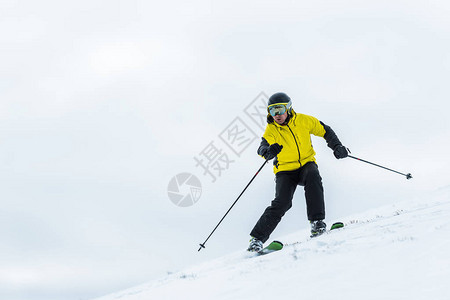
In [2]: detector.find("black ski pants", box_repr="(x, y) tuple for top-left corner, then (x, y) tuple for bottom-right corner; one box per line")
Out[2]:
(250, 162), (325, 243)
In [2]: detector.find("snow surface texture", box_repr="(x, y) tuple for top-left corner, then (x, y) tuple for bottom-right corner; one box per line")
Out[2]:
(93, 191), (450, 300)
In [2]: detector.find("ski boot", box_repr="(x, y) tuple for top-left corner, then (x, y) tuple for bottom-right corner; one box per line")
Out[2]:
(247, 237), (263, 252)
(310, 220), (327, 237)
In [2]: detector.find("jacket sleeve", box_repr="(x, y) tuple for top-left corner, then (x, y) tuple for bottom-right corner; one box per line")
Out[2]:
(320, 121), (343, 150)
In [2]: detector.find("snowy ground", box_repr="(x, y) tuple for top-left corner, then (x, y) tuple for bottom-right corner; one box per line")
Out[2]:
(93, 188), (450, 300)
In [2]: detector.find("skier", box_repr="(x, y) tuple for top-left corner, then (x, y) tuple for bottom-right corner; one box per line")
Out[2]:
(248, 92), (349, 252)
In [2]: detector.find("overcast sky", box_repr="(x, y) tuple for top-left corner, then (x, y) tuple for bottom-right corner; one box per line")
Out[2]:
(1, 1), (449, 299)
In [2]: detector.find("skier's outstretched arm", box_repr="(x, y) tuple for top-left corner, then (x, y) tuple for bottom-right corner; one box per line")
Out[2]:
(320, 121), (348, 159)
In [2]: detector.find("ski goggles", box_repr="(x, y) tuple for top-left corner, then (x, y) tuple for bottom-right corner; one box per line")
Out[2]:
(268, 101), (292, 117)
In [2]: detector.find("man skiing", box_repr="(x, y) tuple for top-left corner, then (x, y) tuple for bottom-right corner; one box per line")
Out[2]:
(248, 92), (349, 252)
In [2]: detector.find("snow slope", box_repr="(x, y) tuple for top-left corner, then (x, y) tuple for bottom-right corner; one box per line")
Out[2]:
(93, 189), (450, 300)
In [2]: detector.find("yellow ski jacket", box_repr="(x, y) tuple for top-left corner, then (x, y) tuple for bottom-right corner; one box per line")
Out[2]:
(258, 111), (342, 174)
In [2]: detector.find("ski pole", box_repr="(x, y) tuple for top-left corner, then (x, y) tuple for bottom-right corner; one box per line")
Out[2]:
(348, 155), (412, 180)
(198, 159), (269, 252)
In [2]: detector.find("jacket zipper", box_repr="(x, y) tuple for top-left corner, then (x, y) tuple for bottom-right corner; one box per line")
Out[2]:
(287, 124), (302, 167)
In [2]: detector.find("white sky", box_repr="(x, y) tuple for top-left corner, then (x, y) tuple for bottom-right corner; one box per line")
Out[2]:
(1, 1), (449, 299)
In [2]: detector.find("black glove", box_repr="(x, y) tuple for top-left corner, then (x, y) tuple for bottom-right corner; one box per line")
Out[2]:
(264, 143), (283, 160)
(333, 145), (349, 159)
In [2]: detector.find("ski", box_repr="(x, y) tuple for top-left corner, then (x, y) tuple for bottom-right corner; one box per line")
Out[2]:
(256, 240), (283, 256)
(330, 222), (344, 230)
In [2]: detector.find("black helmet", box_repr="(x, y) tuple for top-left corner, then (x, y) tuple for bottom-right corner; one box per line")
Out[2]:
(268, 92), (291, 106)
